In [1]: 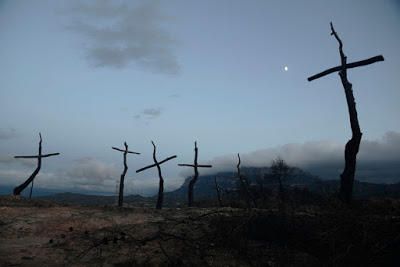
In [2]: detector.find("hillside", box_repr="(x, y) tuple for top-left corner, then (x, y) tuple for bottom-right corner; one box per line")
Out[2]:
(166, 166), (400, 205)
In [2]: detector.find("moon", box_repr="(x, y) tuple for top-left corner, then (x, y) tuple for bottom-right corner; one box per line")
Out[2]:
(284, 66), (288, 71)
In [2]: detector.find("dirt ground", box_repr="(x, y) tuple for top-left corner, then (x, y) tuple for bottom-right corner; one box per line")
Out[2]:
(0, 198), (156, 266)
(1, 196), (399, 266)
(0, 196), (267, 266)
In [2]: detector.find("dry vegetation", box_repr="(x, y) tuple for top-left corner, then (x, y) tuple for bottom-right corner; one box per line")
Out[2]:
(1, 195), (399, 266)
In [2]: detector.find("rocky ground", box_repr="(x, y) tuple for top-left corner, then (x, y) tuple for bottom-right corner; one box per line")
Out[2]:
(1, 196), (399, 266)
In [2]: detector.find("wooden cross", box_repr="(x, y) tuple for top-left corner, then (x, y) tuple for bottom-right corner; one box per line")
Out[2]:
(178, 141), (212, 207)
(13, 133), (60, 197)
(307, 22), (384, 203)
(112, 142), (140, 207)
(136, 141), (177, 209)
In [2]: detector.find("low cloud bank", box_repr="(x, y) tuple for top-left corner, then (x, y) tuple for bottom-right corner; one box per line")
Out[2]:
(1, 132), (399, 196)
(201, 131), (400, 183)
(0, 157), (157, 196)
(0, 128), (17, 140)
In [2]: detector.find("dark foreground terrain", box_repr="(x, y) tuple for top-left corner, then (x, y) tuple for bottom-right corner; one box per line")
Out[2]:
(0, 196), (399, 266)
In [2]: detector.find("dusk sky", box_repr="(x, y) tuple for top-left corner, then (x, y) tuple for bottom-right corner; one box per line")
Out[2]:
(1, 0), (399, 196)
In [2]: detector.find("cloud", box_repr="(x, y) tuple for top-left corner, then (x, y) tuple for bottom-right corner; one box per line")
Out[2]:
(168, 93), (180, 98)
(65, 157), (119, 187)
(0, 157), (120, 193)
(134, 107), (163, 120)
(0, 128), (17, 140)
(67, 0), (180, 74)
(13, 158), (37, 168)
(202, 131), (400, 183)
(0, 155), (37, 168)
(142, 108), (162, 118)
(123, 176), (159, 196)
(0, 155), (160, 195)
(0, 156), (14, 165)
(0, 169), (35, 185)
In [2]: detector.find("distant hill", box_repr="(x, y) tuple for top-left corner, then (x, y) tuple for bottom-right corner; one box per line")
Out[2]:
(166, 166), (400, 203)
(309, 179), (400, 198)
(165, 166), (321, 201)
(0, 185), (67, 197)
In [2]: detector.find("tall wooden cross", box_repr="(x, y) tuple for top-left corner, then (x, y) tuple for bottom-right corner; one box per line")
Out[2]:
(308, 23), (384, 203)
(136, 141), (177, 209)
(178, 141), (212, 207)
(112, 142), (140, 207)
(14, 133), (60, 197)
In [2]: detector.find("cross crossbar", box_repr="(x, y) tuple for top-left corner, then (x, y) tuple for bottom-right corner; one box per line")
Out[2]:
(308, 55), (384, 81)
(178, 164), (212, 168)
(177, 142), (212, 169)
(14, 153), (60, 159)
(112, 146), (140, 154)
(136, 155), (177, 173)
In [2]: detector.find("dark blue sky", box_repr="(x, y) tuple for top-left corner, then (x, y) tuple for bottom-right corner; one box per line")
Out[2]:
(0, 0), (399, 195)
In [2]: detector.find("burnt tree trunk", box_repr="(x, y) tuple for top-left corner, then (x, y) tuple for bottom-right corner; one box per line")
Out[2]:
(13, 134), (42, 196)
(187, 142), (199, 207)
(278, 174), (284, 203)
(152, 142), (164, 210)
(118, 142), (129, 207)
(214, 176), (222, 207)
(29, 180), (34, 199)
(330, 23), (362, 204)
(237, 154), (255, 209)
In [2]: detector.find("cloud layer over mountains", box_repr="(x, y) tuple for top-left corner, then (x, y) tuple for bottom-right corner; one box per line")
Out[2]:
(206, 131), (400, 183)
(1, 132), (399, 196)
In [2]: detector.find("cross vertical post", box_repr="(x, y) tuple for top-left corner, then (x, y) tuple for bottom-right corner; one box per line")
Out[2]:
(307, 22), (384, 203)
(178, 141), (212, 207)
(13, 133), (60, 197)
(112, 142), (140, 207)
(136, 141), (177, 209)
